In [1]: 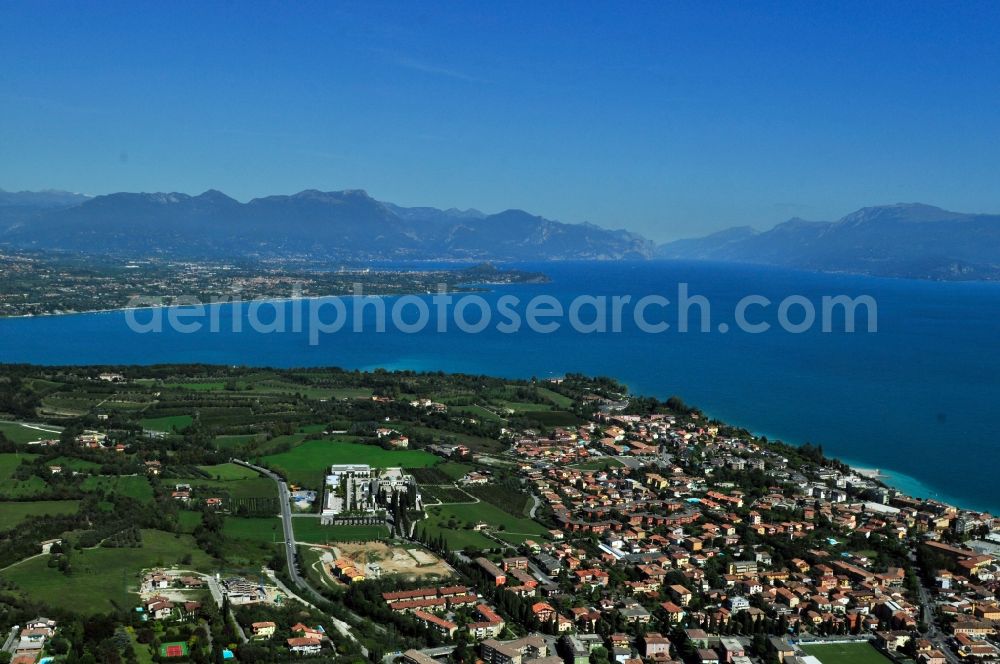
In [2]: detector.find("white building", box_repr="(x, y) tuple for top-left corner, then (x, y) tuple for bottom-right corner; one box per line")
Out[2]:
(321, 464), (421, 521)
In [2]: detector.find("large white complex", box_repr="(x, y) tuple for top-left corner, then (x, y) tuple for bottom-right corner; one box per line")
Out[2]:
(321, 464), (421, 522)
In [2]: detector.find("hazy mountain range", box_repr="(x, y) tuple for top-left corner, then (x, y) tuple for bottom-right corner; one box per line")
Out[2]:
(0, 188), (652, 261)
(1, 189), (998, 279)
(657, 203), (1000, 280)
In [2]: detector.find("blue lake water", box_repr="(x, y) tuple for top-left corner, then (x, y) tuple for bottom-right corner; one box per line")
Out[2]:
(1, 260), (998, 513)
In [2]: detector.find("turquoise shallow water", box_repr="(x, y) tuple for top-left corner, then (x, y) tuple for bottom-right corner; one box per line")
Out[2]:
(1, 260), (998, 513)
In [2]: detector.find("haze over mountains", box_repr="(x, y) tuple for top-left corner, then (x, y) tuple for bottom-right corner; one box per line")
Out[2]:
(658, 203), (1000, 280)
(1, 188), (998, 279)
(0, 188), (652, 261)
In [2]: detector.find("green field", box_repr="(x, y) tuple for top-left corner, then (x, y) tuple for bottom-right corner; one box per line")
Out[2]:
(164, 381), (227, 391)
(82, 475), (155, 502)
(187, 477), (277, 500)
(198, 463), (261, 480)
(177, 510), (202, 533)
(801, 642), (892, 664)
(0, 500), (80, 530)
(450, 405), (503, 422)
(293, 520), (389, 543)
(330, 387), (374, 399)
(47, 456), (102, 471)
(223, 516), (283, 542)
(213, 433), (264, 450)
(536, 387), (574, 408)
(140, 415), (193, 432)
(420, 485), (474, 504)
(0, 529), (215, 613)
(0, 421), (59, 443)
(422, 501), (547, 550)
(0, 454), (47, 498)
(0, 477), (48, 499)
(262, 439), (438, 488)
(497, 400), (553, 412)
(0, 453), (38, 478)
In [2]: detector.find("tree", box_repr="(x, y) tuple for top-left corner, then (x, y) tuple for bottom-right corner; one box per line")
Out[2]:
(589, 647), (611, 664)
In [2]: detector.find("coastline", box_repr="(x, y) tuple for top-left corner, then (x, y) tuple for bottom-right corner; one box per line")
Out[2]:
(0, 286), (499, 321)
(361, 362), (1000, 518)
(742, 433), (998, 517)
(843, 459), (996, 515)
(2, 261), (997, 518)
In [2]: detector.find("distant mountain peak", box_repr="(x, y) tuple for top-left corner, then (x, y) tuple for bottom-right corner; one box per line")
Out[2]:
(197, 188), (235, 200)
(0, 188), (92, 208)
(836, 202), (966, 227)
(0, 186), (654, 261)
(657, 203), (1000, 281)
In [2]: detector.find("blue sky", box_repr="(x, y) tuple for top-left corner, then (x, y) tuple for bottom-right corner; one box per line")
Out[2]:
(1, 1), (999, 241)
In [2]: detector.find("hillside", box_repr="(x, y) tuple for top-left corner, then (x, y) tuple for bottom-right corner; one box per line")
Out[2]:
(0, 188), (654, 261)
(657, 203), (1000, 280)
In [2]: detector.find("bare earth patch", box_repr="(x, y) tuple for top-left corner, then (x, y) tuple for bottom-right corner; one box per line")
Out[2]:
(312, 541), (454, 581)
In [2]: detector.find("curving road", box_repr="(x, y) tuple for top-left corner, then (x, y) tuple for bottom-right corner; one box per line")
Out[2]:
(231, 458), (379, 650)
(231, 459), (302, 587)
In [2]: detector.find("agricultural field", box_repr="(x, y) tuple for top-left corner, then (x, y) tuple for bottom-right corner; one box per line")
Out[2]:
(407, 425), (507, 454)
(418, 517), (493, 551)
(183, 475), (279, 516)
(421, 500), (547, 550)
(536, 387), (574, 408)
(0, 453), (47, 498)
(176, 510), (202, 533)
(185, 477), (277, 499)
(81, 475), (155, 502)
(163, 381), (227, 391)
(251, 433), (308, 455)
(449, 405), (503, 422)
(496, 400), (554, 412)
(0, 500), (80, 530)
(140, 414), (194, 432)
(197, 463), (261, 480)
(261, 439), (438, 488)
(292, 520), (389, 544)
(465, 482), (533, 516)
(46, 456), (102, 471)
(213, 433), (265, 450)
(0, 420), (59, 443)
(437, 461), (476, 479)
(0, 529), (215, 613)
(329, 387), (374, 399)
(1, 478), (51, 499)
(222, 516), (284, 543)
(407, 462), (474, 485)
(801, 642), (893, 664)
(420, 485), (475, 504)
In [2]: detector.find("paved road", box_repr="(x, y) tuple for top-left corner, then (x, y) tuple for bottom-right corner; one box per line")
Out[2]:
(232, 458), (384, 642)
(912, 559), (962, 664)
(528, 494), (541, 519)
(232, 459), (301, 587)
